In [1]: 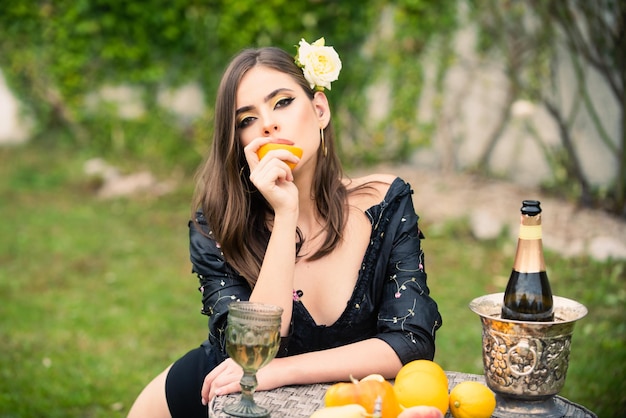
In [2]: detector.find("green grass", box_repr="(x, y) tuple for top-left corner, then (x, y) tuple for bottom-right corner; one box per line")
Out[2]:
(1, 143), (624, 417)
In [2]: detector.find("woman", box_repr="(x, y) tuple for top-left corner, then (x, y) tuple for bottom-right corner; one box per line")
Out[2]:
(127, 39), (442, 418)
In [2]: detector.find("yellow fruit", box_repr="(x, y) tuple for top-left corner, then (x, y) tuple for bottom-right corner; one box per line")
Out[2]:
(325, 374), (401, 418)
(395, 360), (448, 384)
(360, 373), (386, 382)
(256, 143), (303, 169)
(309, 404), (368, 418)
(394, 361), (449, 416)
(449, 381), (496, 418)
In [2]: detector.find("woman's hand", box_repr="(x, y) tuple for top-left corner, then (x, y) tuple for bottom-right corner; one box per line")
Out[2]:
(201, 358), (287, 405)
(243, 138), (300, 214)
(201, 358), (243, 405)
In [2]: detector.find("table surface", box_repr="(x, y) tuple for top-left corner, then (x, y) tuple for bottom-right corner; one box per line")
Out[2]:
(209, 371), (596, 418)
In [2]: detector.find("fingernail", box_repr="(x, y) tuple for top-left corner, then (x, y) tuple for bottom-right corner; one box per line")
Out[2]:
(201, 398), (207, 406)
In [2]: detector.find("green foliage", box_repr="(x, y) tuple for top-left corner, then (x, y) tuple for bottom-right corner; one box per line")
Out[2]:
(0, 0), (458, 166)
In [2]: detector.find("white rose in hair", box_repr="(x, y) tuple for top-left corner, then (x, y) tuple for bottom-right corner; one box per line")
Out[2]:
(296, 38), (342, 91)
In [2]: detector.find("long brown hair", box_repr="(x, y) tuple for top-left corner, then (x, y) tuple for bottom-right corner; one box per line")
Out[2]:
(192, 47), (347, 288)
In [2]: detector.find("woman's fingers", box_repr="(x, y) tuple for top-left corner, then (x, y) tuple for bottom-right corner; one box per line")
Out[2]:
(250, 160), (293, 184)
(243, 137), (270, 171)
(243, 138), (300, 177)
(242, 137), (299, 213)
(201, 359), (243, 404)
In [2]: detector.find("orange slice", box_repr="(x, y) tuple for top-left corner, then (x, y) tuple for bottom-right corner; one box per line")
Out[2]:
(256, 143), (303, 169)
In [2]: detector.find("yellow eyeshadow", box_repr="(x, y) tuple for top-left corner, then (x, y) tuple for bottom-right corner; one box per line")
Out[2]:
(236, 112), (253, 124)
(271, 95), (291, 107)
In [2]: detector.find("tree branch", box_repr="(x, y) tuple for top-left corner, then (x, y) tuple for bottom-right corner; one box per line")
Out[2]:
(543, 99), (593, 206)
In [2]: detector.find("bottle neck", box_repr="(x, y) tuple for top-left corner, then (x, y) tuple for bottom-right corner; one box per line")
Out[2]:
(513, 213), (546, 273)
(519, 224), (542, 240)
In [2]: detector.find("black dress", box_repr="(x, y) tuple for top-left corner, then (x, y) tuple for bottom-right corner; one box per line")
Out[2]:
(164, 177), (442, 417)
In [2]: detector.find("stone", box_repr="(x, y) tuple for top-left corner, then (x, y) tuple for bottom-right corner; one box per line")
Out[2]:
(0, 69), (32, 144)
(470, 209), (504, 240)
(588, 236), (626, 262)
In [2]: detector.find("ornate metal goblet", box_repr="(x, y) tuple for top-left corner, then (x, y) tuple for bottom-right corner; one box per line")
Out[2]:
(223, 301), (283, 418)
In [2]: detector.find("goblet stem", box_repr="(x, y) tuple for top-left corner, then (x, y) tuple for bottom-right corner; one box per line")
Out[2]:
(223, 371), (270, 418)
(239, 372), (258, 407)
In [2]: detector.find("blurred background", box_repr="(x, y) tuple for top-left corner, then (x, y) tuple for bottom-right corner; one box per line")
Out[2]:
(1, 1), (624, 417)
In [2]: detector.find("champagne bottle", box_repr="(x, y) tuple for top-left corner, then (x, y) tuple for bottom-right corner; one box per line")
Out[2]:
(501, 200), (554, 321)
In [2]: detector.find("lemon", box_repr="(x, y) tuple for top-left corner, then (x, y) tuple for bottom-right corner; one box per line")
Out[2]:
(449, 381), (496, 418)
(394, 360), (449, 415)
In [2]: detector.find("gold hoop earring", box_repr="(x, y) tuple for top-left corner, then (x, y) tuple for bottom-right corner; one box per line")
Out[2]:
(320, 128), (327, 157)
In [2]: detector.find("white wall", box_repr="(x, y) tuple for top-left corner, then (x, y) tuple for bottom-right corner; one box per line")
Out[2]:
(413, 9), (619, 188)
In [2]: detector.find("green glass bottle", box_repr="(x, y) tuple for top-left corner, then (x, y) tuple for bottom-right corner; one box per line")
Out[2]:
(502, 200), (554, 322)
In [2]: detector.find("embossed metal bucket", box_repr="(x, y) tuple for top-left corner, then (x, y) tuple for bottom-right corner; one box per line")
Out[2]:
(470, 293), (588, 417)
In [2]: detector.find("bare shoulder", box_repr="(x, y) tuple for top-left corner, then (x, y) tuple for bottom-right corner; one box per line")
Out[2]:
(344, 173), (398, 210)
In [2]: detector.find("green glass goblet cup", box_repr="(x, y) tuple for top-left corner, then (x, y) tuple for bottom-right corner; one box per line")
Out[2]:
(223, 301), (283, 418)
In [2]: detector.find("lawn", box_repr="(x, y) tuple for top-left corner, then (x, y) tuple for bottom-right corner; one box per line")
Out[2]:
(0, 143), (624, 417)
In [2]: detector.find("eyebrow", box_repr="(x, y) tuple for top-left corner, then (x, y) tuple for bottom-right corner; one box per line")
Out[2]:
(235, 88), (295, 116)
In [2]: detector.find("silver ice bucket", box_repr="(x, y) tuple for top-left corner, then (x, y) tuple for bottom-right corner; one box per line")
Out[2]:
(470, 293), (587, 417)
